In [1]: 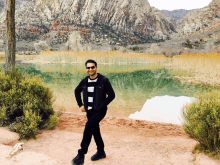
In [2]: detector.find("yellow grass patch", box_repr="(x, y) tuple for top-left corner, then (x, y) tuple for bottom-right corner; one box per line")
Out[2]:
(37, 50), (166, 64)
(0, 52), (4, 57)
(165, 52), (220, 87)
(36, 51), (220, 87)
(0, 52), (5, 63)
(35, 63), (164, 74)
(0, 52), (39, 63)
(1, 50), (220, 87)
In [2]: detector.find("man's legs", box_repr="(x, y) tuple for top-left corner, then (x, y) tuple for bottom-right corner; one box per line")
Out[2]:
(80, 110), (106, 154)
(93, 122), (105, 153)
(72, 110), (106, 165)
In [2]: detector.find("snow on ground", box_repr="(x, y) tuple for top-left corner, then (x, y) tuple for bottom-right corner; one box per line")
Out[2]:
(129, 95), (197, 125)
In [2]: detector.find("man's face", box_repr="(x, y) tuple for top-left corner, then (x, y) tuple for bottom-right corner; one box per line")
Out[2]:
(86, 62), (97, 76)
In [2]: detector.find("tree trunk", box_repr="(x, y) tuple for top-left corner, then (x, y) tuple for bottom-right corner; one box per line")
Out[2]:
(5, 0), (16, 74)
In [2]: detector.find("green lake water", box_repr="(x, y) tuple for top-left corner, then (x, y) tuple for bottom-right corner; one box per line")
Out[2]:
(17, 63), (210, 117)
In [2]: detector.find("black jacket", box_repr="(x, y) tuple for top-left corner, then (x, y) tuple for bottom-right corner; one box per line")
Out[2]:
(74, 73), (115, 112)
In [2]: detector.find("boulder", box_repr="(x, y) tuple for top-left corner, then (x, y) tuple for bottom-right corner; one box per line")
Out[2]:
(0, 127), (20, 145)
(68, 31), (84, 51)
(34, 41), (50, 53)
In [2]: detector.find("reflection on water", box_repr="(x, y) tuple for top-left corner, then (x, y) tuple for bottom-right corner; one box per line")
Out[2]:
(17, 63), (210, 117)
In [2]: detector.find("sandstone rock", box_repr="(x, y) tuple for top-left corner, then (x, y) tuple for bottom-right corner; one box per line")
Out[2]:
(68, 31), (84, 51)
(34, 41), (50, 52)
(154, 31), (168, 40)
(0, 127), (20, 145)
(161, 9), (193, 21)
(0, 1), (4, 13)
(0, 39), (4, 44)
(146, 43), (161, 55)
(177, 0), (220, 36)
(0, 0), (176, 50)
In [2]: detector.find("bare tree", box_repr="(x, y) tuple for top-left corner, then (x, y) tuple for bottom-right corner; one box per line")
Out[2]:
(5, 0), (16, 73)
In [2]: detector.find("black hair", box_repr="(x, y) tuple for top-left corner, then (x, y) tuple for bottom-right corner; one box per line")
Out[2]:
(85, 59), (97, 67)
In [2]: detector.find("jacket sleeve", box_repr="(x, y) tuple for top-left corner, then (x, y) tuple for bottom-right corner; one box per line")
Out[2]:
(103, 78), (115, 106)
(74, 79), (84, 107)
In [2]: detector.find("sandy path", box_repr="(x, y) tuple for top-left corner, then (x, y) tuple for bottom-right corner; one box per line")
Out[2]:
(1, 112), (220, 165)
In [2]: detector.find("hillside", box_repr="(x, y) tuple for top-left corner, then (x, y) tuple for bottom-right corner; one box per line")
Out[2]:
(0, 0), (219, 54)
(177, 0), (220, 37)
(0, 0), (176, 52)
(161, 9), (194, 28)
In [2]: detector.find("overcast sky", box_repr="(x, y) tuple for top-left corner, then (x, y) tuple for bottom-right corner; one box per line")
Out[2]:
(148, 0), (212, 11)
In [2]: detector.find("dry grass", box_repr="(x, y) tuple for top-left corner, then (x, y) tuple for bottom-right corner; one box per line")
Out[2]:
(0, 52), (4, 57)
(37, 50), (166, 64)
(164, 52), (220, 87)
(1, 50), (220, 87)
(36, 51), (220, 88)
(0, 52), (5, 63)
(0, 52), (38, 63)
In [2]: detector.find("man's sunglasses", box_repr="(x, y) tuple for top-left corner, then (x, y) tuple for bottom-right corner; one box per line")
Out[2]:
(86, 66), (96, 69)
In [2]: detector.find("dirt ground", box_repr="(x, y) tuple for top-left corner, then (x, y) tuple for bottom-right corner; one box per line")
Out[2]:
(1, 112), (220, 165)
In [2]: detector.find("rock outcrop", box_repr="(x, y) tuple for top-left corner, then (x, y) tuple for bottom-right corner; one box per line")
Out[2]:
(161, 9), (194, 21)
(0, 127), (20, 145)
(0, 1), (4, 13)
(177, 0), (220, 36)
(161, 9), (194, 28)
(0, 0), (176, 52)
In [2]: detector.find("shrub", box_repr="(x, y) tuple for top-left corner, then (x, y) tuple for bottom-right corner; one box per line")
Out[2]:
(182, 39), (207, 50)
(217, 47), (220, 54)
(182, 91), (220, 155)
(0, 67), (59, 139)
(130, 46), (140, 51)
(13, 107), (42, 139)
(45, 114), (60, 130)
(0, 105), (7, 125)
(182, 39), (193, 49)
(162, 48), (183, 57)
(214, 39), (220, 46)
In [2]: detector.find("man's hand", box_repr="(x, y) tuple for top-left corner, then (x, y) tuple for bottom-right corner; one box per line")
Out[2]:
(79, 105), (86, 112)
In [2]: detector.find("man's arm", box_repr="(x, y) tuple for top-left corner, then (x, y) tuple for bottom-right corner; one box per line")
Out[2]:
(74, 79), (84, 108)
(103, 78), (115, 106)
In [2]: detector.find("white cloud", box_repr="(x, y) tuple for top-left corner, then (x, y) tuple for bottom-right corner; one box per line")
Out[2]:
(148, 0), (212, 11)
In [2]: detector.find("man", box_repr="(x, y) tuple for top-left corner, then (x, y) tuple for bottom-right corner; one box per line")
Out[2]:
(71, 59), (115, 165)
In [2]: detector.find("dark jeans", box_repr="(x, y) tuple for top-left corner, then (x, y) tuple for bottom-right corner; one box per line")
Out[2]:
(79, 110), (107, 154)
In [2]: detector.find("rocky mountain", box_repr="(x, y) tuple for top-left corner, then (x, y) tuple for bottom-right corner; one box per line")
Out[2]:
(0, 0), (4, 13)
(161, 9), (194, 21)
(0, 0), (176, 52)
(161, 9), (194, 29)
(177, 0), (220, 37)
(0, 0), (26, 10)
